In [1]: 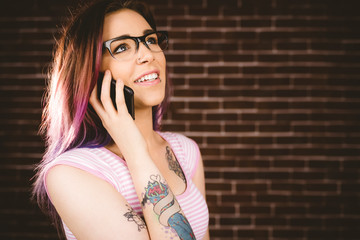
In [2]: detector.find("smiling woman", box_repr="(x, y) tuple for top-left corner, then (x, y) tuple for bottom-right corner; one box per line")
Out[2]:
(32, 0), (209, 239)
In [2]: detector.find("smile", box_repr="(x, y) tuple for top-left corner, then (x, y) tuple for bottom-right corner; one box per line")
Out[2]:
(134, 73), (159, 83)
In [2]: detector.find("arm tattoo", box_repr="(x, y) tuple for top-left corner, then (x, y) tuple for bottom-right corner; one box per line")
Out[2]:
(124, 204), (147, 232)
(166, 146), (186, 183)
(142, 175), (196, 240)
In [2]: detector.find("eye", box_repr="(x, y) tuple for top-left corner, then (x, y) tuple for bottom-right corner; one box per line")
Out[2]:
(113, 44), (129, 54)
(146, 36), (158, 45)
(110, 38), (134, 55)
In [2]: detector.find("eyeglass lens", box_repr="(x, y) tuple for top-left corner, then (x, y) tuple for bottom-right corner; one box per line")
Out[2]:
(109, 32), (168, 61)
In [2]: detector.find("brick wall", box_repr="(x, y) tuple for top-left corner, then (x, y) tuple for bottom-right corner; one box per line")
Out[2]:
(0, 0), (359, 239)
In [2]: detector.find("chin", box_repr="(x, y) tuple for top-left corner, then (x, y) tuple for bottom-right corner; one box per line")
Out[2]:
(135, 92), (165, 109)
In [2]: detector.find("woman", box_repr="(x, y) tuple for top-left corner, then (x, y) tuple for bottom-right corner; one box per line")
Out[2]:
(32, 0), (209, 239)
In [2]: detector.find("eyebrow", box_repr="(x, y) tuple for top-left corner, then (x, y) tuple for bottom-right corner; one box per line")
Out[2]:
(143, 29), (154, 35)
(107, 29), (155, 41)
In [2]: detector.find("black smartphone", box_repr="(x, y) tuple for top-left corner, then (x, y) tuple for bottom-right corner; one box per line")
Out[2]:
(97, 72), (135, 120)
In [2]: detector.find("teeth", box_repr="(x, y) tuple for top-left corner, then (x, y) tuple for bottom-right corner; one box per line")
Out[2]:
(135, 73), (158, 83)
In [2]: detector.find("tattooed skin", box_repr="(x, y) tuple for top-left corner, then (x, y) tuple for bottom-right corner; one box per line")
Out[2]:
(166, 146), (186, 183)
(143, 175), (196, 240)
(124, 204), (147, 232)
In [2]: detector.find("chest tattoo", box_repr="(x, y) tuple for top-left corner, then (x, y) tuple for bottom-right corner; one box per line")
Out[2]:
(166, 146), (186, 183)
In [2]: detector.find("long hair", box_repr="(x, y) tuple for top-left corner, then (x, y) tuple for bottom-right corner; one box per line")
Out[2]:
(32, 0), (170, 237)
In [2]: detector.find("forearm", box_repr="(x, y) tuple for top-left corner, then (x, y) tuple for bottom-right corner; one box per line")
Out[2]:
(132, 155), (194, 239)
(115, 134), (195, 239)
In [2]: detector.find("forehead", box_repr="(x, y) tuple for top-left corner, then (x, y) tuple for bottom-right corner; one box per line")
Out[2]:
(102, 9), (152, 40)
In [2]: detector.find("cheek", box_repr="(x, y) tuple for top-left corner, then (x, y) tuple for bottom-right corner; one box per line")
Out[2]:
(102, 60), (134, 85)
(159, 55), (167, 80)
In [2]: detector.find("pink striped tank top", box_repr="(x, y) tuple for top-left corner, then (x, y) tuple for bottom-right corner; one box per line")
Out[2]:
(44, 132), (209, 239)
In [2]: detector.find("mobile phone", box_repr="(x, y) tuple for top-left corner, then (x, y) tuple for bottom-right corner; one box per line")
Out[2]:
(97, 72), (135, 120)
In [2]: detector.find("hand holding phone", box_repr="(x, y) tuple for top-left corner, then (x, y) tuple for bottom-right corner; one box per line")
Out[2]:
(97, 72), (135, 120)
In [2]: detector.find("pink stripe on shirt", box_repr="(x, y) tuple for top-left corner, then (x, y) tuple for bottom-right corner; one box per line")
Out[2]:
(44, 131), (209, 240)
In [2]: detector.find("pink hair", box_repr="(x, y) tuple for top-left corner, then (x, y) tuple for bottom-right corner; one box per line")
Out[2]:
(32, 0), (170, 237)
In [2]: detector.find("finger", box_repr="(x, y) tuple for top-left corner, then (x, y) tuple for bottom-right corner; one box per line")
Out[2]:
(115, 78), (126, 111)
(115, 79), (131, 117)
(89, 79), (106, 117)
(101, 70), (117, 113)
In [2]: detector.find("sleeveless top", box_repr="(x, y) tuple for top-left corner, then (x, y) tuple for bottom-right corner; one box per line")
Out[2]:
(43, 132), (209, 239)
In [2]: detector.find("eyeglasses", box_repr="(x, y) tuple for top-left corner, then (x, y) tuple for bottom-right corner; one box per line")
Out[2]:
(103, 30), (168, 61)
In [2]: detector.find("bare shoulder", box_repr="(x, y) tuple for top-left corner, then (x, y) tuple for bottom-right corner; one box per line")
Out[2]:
(46, 165), (149, 240)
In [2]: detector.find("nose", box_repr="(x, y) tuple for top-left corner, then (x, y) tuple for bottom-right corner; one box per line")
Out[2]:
(136, 40), (155, 64)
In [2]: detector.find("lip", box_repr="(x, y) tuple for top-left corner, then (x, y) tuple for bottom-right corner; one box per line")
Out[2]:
(134, 70), (160, 83)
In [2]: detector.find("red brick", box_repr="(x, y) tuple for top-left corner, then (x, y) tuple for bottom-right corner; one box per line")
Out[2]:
(242, 41), (273, 50)
(256, 217), (287, 226)
(258, 77), (290, 86)
(189, 54), (221, 62)
(210, 229), (234, 238)
(188, 77), (220, 86)
(220, 217), (251, 225)
(224, 100), (255, 109)
(206, 183), (232, 191)
(207, 0), (238, 7)
(172, 112), (203, 121)
(190, 31), (223, 39)
(206, 113), (238, 121)
(205, 159), (237, 168)
(206, 19), (237, 28)
(277, 41), (308, 50)
(208, 89), (242, 97)
(275, 206), (307, 215)
(290, 218), (323, 227)
(257, 101), (288, 109)
(238, 159), (271, 168)
(166, 54), (186, 62)
(273, 229), (304, 238)
(3, 0), (360, 239)
(207, 136), (238, 144)
(307, 230), (341, 239)
(306, 183), (337, 192)
(153, 7), (185, 15)
(171, 19), (202, 27)
(258, 54), (290, 62)
(189, 101), (220, 110)
(240, 205), (271, 214)
(237, 183), (268, 192)
(188, 7), (219, 16)
(259, 124), (290, 132)
(223, 7), (255, 16)
(171, 0), (203, 6)
(224, 171), (255, 180)
(224, 77), (255, 86)
(308, 205), (341, 215)
(224, 124), (255, 132)
(241, 113), (273, 121)
(223, 54), (254, 62)
(271, 183), (304, 192)
(208, 66), (239, 74)
(172, 43), (205, 50)
(239, 136), (273, 144)
(221, 194), (253, 203)
(224, 148), (256, 156)
(189, 124), (221, 132)
(241, 19), (272, 27)
(173, 66), (204, 74)
(224, 31), (257, 39)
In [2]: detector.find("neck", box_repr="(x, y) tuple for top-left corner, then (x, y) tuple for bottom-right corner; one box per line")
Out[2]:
(134, 107), (158, 144)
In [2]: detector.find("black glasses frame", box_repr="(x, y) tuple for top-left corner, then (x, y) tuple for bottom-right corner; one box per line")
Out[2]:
(103, 30), (168, 60)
